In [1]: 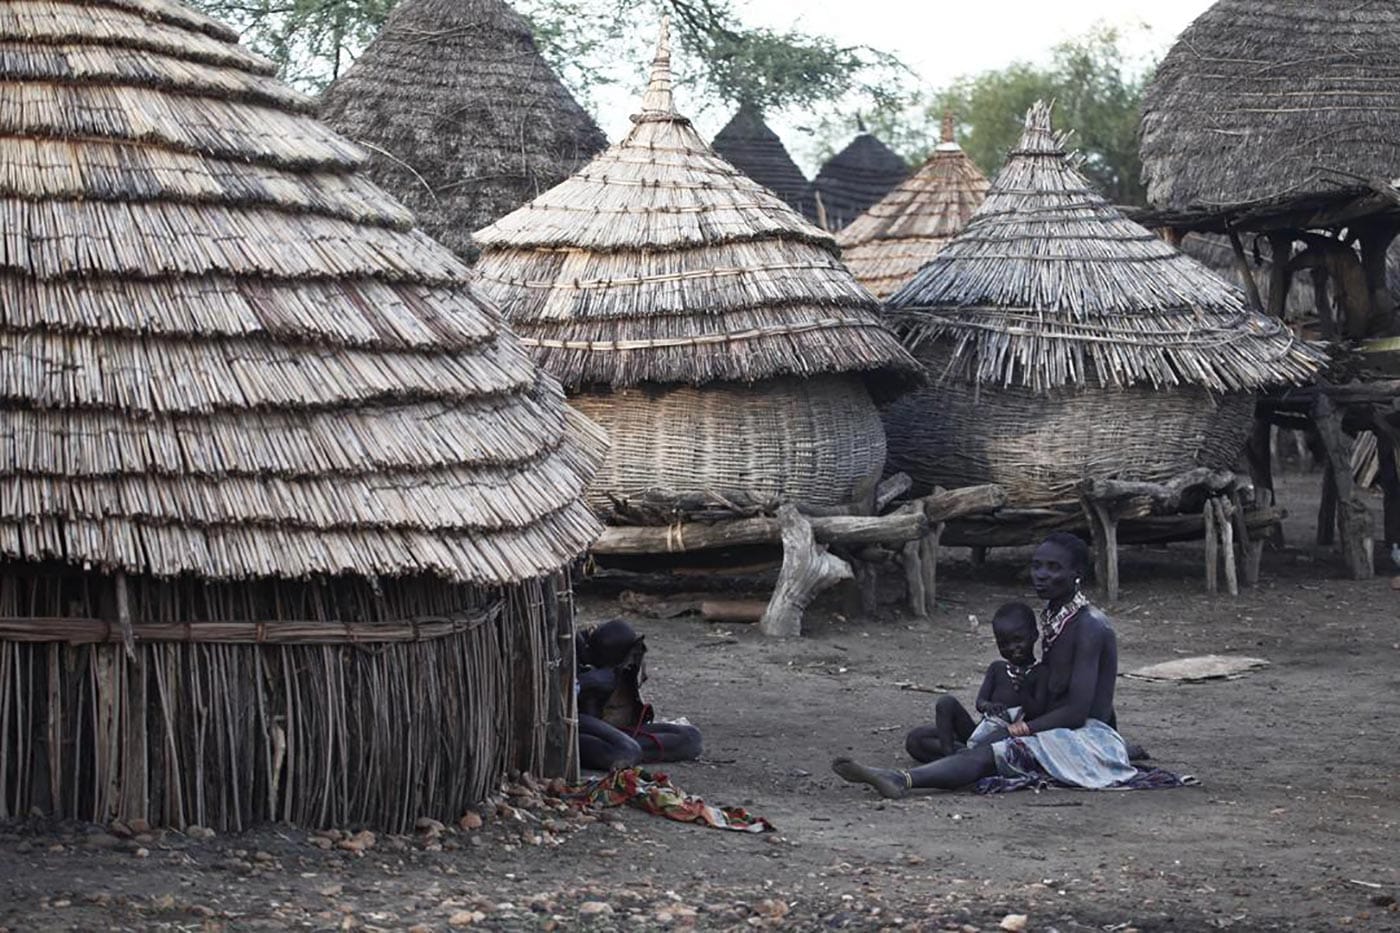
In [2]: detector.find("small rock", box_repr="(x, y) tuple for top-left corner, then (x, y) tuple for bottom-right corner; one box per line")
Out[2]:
(128, 818), (152, 834)
(578, 902), (614, 917)
(458, 812), (483, 831)
(253, 851), (275, 863)
(448, 910), (486, 927)
(1371, 893), (1396, 907)
(187, 825), (216, 840)
(338, 830), (376, 853)
(1391, 575), (1400, 591)
(318, 884), (344, 898)
(310, 836), (334, 850)
(109, 820), (133, 838)
(133, 847), (150, 859)
(754, 899), (789, 920)
(190, 905), (216, 918)
(85, 833), (122, 849)
(1000, 914), (1029, 932)
(415, 817), (446, 835)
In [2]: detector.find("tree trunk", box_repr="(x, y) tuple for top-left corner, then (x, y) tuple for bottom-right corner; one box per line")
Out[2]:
(760, 505), (852, 637)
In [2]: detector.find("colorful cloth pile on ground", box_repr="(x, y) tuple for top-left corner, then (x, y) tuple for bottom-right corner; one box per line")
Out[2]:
(568, 768), (775, 833)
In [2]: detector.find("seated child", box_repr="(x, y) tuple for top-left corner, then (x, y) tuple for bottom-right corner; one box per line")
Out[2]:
(575, 619), (704, 772)
(904, 602), (1043, 763)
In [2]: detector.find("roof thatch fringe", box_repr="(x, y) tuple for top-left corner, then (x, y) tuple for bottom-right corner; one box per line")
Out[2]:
(473, 18), (918, 397)
(1140, 0), (1400, 217)
(889, 101), (1326, 394)
(317, 0), (607, 260)
(837, 111), (989, 298)
(711, 103), (809, 211)
(0, 0), (605, 584)
(802, 131), (909, 232)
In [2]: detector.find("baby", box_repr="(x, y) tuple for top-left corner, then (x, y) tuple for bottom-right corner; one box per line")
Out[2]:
(904, 602), (1044, 763)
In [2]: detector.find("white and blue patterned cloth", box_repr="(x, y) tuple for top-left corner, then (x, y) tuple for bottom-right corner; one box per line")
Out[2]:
(990, 718), (1138, 789)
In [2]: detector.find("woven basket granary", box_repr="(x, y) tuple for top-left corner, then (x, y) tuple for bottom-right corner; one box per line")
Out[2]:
(0, 0), (605, 832)
(573, 376), (886, 511)
(885, 103), (1325, 508)
(474, 19), (918, 519)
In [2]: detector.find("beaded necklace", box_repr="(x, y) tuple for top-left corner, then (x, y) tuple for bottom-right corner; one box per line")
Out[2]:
(1040, 590), (1089, 651)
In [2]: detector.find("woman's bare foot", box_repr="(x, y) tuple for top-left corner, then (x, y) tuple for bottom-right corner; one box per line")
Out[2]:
(831, 757), (910, 799)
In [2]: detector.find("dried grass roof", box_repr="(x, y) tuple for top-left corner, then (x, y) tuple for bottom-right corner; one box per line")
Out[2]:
(889, 102), (1326, 393)
(317, 0), (607, 260)
(837, 114), (990, 299)
(0, 0), (605, 584)
(710, 102), (808, 211)
(472, 20), (918, 397)
(1140, 0), (1400, 218)
(802, 131), (909, 232)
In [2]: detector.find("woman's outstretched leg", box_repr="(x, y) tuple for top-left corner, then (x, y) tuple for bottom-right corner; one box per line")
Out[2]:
(833, 744), (997, 798)
(635, 723), (703, 762)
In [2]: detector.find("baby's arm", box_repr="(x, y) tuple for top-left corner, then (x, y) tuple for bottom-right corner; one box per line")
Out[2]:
(973, 662), (1006, 716)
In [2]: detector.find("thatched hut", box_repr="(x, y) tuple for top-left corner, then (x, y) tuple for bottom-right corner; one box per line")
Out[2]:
(474, 22), (918, 516)
(883, 103), (1324, 507)
(710, 103), (809, 212)
(802, 130), (909, 232)
(837, 113), (989, 299)
(0, 0), (605, 831)
(317, 0), (607, 260)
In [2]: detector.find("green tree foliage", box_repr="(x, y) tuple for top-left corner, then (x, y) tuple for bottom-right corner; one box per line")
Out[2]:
(812, 28), (1150, 205)
(191, 0), (395, 86)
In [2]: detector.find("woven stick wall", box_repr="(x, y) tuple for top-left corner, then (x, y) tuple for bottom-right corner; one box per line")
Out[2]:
(318, 0), (607, 261)
(886, 102), (1326, 506)
(474, 19), (918, 513)
(801, 132), (910, 233)
(838, 113), (989, 299)
(0, 0), (605, 828)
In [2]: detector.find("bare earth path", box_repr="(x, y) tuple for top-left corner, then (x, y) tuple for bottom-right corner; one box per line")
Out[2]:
(2, 475), (1397, 931)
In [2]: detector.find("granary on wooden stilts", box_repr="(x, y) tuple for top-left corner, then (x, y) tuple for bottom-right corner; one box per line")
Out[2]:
(837, 112), (989, 299)
(317, 0), (607, 260)
(710, 102), (809, 213)
(1138, 0), (1400, 575)
(883, 102), (1324, 509)
(801, 128), (909, 232)
(0, 0), (605, 831)
(473, 21), (919, 518)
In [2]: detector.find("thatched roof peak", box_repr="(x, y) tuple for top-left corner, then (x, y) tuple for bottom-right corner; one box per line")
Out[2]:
(1140, 0), (1400, 219)
(472, 30), (918, 394)
(889, 101), (1325, 393)
(2, 0), (605, 583)
(803, 131), (909, 231)
(317, 0), (607, 260)
(634, 15), (678, 122)
(836, 111), (989, 300)
(711, 103), (808, 211)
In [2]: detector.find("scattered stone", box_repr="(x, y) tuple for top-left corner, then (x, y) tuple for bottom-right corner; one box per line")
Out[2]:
(458, 812), (483, 831)
(318, 884), (344, 898)
(578, 901), (614, 917)
(253, 851), (275, 863)
(415, 817), (446, 835)
(128, 818), (152, 834)
(133, 847), (150, 859)
(84, 833), (122, 849)
(187, 825), (216, 840)
(338, 830), (376, 853)
(109, 820), (132, 838)
(310, 836), (334, 850)
(1000, 914), (1029, 932)
(755, 899), (789, 920)
(448, 910), (486, 927)
(1372, 894), (1396, 907)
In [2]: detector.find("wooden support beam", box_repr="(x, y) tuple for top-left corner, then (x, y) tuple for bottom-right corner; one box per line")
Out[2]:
(1313, 395), (1375, 579)
(1204, 498), (1219, 594)
(1083, 499), (1121, 603)
(1317, 462), (1338, 547)
(1214, 498), (1240, 597)
(1227, 225), (1266, 312)
(1266, 232), (1294, 319)
(901, 540), (927, 618)
(760, 505), (852, 637)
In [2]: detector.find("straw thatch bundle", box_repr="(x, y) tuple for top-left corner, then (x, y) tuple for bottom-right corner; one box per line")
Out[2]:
(711, 103), (809, 212)
(0, 0), (606, 831)
(1140, 0), (1400, 217)
(317, 0), (607, 260)
(837, 114), (989, 299)
(475, 21), (918, 515)
(802, 131), (910, 232)
(885, 103), (1326, 506)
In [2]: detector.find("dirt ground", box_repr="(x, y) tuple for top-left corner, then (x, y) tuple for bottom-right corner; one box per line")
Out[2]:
(2, 472), (1398, 932)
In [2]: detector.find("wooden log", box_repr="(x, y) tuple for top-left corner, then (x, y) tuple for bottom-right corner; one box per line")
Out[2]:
(760, 505), (853, 637)
(1215, 498), (1239, 597)
(1227, 225), (1266, 312)
(1080, 468), (1237, 511)
(922, 484), (1007, 523)
(591, 510), (928, 556)
(1229, 490), (1262, 588)
(875, 473), (913, 512)
(1313, 395), (1375, 580)
(921, 524), (942, 613)
(901, 540), (927, 618)
(1204, 498), (1219, 594)
(699, 600), (766, 623)
(1317, 462), (1338, 547)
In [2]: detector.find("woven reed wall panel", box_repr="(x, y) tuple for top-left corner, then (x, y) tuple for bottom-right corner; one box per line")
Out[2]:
(572, 375), (887, 511)
(883, 365), (1256, 507)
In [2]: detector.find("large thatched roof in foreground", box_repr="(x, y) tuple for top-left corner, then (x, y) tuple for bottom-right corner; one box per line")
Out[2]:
(802, 132), (909, 232)
(837, 114), (989, 299)
(317, 0), (607, 259)
(1140, 0), (1400, 219)
(472, 22), (918, 396)
(889, 103), (1325, 393)
(0, 0), (604, 583)
(710, 103), (808, 211)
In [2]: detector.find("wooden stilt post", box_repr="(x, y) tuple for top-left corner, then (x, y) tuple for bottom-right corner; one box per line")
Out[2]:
(1214, 498), (1239, 596)
(1313, 395), (1375, 579)
(1082, 498), (1121, 603)
(1230, 489), (1264, 587)
(1317, 462), (1338, 547)
(760, 505), (853, 637)
(901, 541), (927, 617)
(921, 523), (943, 613)
(1204, 499), (1219, 594)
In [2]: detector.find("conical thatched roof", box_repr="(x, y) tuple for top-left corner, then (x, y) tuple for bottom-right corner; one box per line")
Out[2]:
(473, 21), (918, 397)
(889, 103), (1324, 393)
(317, 0), (608, 260)
(837, 113), (990, 299)
(1140, 0), (1400, 218)
(802, 131), (909, 232)
(0, 0), (604, 584)
(711, 103), (808, 211)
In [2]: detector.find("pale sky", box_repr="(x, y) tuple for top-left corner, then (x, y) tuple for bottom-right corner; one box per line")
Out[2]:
(593, 0), (1216, 171)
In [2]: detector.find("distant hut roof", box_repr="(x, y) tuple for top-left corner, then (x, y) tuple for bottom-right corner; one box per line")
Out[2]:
(710, 102), (809, 210)
(1140, 0), (1400, 221)
(473, 22), (918, 397)
(837, 112), (990, 299)
(1, 0), (604, 584)
(890, 102), (1324, 393)
(802, 131), (909, 232)
(317, 0), (607, 260)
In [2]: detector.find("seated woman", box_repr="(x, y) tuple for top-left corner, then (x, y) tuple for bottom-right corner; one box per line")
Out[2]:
(834, 532), (1137, 797)
(576, 619), (703, 772)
